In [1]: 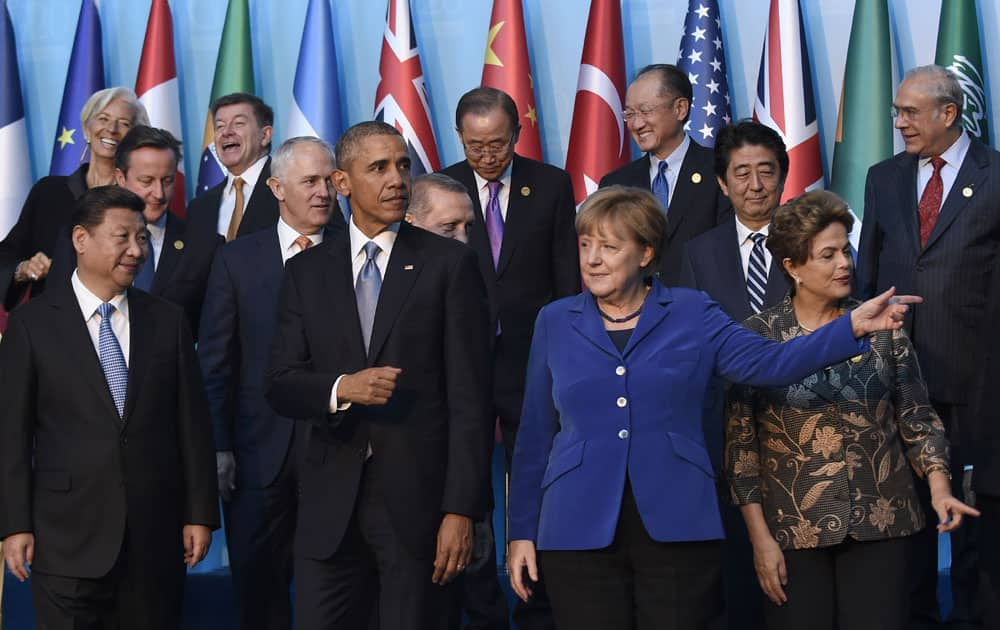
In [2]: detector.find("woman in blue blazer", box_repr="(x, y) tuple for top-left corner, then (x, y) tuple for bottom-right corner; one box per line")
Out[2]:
(507, 186), (920, 630)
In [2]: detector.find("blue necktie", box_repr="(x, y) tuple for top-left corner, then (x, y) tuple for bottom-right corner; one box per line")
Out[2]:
(97, 302), (128, 418)
(652, 160), (670, 213)
(356, 241), (382, 352)
(746, 233), (768, 314)
(133, 252), (154, 291)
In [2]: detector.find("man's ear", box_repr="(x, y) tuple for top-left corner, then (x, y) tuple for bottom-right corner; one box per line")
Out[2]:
(72, 225), (88, 256)
(114, 169), (127, 187)
(331, 169), (351, 197)
(266, 176), (285, 202)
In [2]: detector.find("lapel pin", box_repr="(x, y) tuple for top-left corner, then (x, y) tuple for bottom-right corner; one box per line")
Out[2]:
(851, 354), (863, 363)
(173, 240), (184, 250)
(962, 186), (973, 198)
(691, 172), (702, 184)
(404, 264), (414, 271)
(521, 186), (531, 197)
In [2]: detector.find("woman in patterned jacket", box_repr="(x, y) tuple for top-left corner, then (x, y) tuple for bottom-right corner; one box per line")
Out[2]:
(725, 190), (978, 630)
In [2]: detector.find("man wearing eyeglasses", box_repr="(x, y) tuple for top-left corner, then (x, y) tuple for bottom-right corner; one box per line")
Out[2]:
(856, 64), (1000, 630)
(600, 64), (730, 286)
(441, 86), (579, 630)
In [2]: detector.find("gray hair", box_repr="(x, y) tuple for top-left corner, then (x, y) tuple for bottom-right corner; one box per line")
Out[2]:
(905, 64), (965, 125)
(408, 173), (470, 220)
(80, 87), (149, 129)
(270, 136), (336, 180)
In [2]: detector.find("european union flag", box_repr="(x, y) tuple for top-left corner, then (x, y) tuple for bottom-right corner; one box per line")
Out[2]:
(50, 0), (104, 176)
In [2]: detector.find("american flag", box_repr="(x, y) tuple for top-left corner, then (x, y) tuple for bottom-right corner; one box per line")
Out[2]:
(676, 0), (731, 148)
(753, 0), (824, 203)
(374, 0), (440, 176)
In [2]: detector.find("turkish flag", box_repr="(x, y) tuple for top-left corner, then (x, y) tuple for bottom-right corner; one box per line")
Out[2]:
(481, 0), (543, 161)
(136, 0), (186, 218)
(564, 0), (628, 205)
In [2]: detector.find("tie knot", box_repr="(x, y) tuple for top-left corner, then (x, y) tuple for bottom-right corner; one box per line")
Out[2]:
(487, 180), (502, 198)
(294, 235), (313, 251)
(930, 156), (946, 173)
(363, 240), (381, 262)
(658, 160), (668, 176)
(749, 232), (766, 245)
(97, 302), (116, 320)
(233, 176), (245, 192)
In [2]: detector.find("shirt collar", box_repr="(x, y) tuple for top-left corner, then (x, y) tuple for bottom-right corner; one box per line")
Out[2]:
(146, 211), (168, 240)
(71, 268), (129, 322)
(277, 216), (324, 252)
(649, 134), (691, 174)
(919, 130), (971, 170)
(735, 217), (770, 244)
(228, 154), (269, 192)
(349, 217), (400, 261)
(472, 161), (513, 193)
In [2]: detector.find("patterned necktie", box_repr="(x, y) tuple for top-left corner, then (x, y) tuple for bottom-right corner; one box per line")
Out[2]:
(133, 250), (154, 291)
(485, 181), (504, 268)
(97, 302), (128, 418)
(918, 156), (946, 248)
(652, 160), (670, 213)
(293, 235), (313, 253)
(356, 241), (382, 352)
(226, 177), (246, 242)
(746, 233), (768, 314)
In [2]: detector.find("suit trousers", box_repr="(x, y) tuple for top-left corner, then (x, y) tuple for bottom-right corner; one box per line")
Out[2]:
(454, 515), (510, 630)
(222, 442), (297, 630)
(294, 465), (457, 630)
(539, 479), (723, 630)
(978, 494), (1000, 630)
(764, 536), (910, 630)
(30, 531), (185, 630)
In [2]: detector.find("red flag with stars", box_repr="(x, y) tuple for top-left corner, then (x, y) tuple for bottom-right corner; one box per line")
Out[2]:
(374, 0), (440, 176)
(564, 0), (628, 205)
(481, 0), (542, 161)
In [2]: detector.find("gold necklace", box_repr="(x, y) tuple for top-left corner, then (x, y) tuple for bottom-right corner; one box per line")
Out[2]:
(797, 307), (844, 334)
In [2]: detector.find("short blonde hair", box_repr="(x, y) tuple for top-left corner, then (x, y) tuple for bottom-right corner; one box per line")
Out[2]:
(79, 87), (149, 130)
(576, 185), (666, 277)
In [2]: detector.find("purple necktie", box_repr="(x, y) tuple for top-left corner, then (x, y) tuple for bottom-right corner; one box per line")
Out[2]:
(485, 181), (504, 268)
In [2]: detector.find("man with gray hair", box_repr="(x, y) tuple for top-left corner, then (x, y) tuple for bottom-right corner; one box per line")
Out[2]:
(198, 136), (344, 630)
(405, 173), (475, 244)
(857, 64), (1000, 629)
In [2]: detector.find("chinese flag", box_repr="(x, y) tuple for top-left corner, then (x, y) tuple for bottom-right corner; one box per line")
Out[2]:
(564, 0), (628, 205)
(481, 0), (542, 161)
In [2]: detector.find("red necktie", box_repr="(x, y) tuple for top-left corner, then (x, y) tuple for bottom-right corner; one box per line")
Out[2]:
(293, 235), (313, 252)
(918, 157), (946, 248)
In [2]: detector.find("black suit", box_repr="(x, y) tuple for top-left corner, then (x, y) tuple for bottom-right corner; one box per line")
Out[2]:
(599, 141), (730, 285)
(0, 282), (218, 629)
(186, 157), (281, 241)
(678, 218), (788, 630)
(265, 222), (492, 630)
(47, 212), (222, 340)
(856, 136), (1000, 628)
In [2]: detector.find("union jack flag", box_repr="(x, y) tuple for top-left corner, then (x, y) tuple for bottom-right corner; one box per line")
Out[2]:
(374, 0), (440, 176)
(677, 0), (731, 148)
(753, 0), (824, 203)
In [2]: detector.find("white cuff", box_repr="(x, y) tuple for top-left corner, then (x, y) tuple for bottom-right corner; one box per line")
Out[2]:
(329, 374), (352, 413)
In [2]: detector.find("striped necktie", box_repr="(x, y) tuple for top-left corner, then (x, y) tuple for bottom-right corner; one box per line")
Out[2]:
(746, 232), (768, 314)
(97, 302), (128, 418)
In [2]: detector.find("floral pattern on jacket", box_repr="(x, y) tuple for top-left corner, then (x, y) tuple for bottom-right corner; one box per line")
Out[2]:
(724, 296), (950, 550)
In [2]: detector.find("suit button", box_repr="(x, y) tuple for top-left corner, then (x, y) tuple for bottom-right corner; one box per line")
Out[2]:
(618, 429), (629, 439)
(120, 436), (128, 446)
(616, 397), (627, 408)
(616, 366), (626, 376)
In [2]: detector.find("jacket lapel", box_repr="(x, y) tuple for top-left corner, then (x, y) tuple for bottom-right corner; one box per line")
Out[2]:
(122, 290), (154, 426)
(622, 283), (673, 356)
(895, 155), (922, 255)
(763, 254), (789, 310)
(923, 139), (989, 251)
(496, 155), (529, 278)
(717, 221), (752, 321)
(368, 223), (422, 364)
(666, 147), (706, 240)
(322, 233), (368, 363)
(151, 215), (183, 294)
(569, 292), (620, 359)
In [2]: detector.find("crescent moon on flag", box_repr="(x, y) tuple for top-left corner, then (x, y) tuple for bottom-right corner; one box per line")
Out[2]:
(576, 63), (625, 158)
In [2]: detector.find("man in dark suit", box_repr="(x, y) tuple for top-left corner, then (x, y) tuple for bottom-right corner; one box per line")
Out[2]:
(405, 173), (476, 245)
(600, 64), (730, 286)
(856, 64), (1000, 630)
(198, 136), (343, 630)
(0, 186), (218, 629)
(678, 120), (790, 630)
(265, 121), (493, 630)
(48, 126), (222, 338)
(186, 93), (294, 242)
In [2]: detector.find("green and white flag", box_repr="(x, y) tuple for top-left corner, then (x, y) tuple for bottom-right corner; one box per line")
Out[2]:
(935, 0), (990, 143)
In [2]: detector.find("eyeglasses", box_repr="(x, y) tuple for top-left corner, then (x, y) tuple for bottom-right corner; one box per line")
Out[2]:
(890, 105), (940, 122)
(463, 134), (515, 159)
(622, 97), (683, 123)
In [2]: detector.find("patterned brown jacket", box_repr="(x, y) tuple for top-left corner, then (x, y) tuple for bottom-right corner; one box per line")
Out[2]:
(725, 296), (950, 550)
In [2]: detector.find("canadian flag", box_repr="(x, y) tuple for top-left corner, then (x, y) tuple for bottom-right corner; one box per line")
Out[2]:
(136, 0), (186, 217)
(564, 0), (628, 205)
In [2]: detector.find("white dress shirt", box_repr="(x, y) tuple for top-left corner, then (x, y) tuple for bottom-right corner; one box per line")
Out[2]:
(917, 131), (971, 203)
(735, 218), (772, 283)
(216, 154), (270, 237)
(72, 269), (130, 367)
(146, 211), (168, 269)
(647, 134), (690, 208)
(473, 162), (513, 221)
(276, 217), (324, 266)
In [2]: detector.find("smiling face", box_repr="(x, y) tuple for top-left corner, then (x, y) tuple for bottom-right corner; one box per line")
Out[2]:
(784, 222), (854, 304)
(624, 73), (689, 159)
(115, 146), (177, 224)
(213, 102), (273, 175)
(85, 99), (137, 162)
(578, 220), (654, 302)
(893, 75), (961, 157)
(269, 143), (336, 235)
(331, 134), (411, 238)
(718, 144), (785, 231)
(73, 206), (149, 300)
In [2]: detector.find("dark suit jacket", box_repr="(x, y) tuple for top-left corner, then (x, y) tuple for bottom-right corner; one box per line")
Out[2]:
(856, 137), (1000, 416)
(47, 213), (222, 340)
(265, 222), (492, 561)
(186, 157), (281, 241)
(599, 141), (731, 285)
(0, 283), (219, 578)
(440, 155), (580, 411)
(678, 219), (789, 323)
(0, 164), (88, 310)
(971, 267), (1000, 497)
(198, 224), (341, 489)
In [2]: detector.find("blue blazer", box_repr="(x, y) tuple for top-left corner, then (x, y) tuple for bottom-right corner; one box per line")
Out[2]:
(508, 283), (867, 551)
